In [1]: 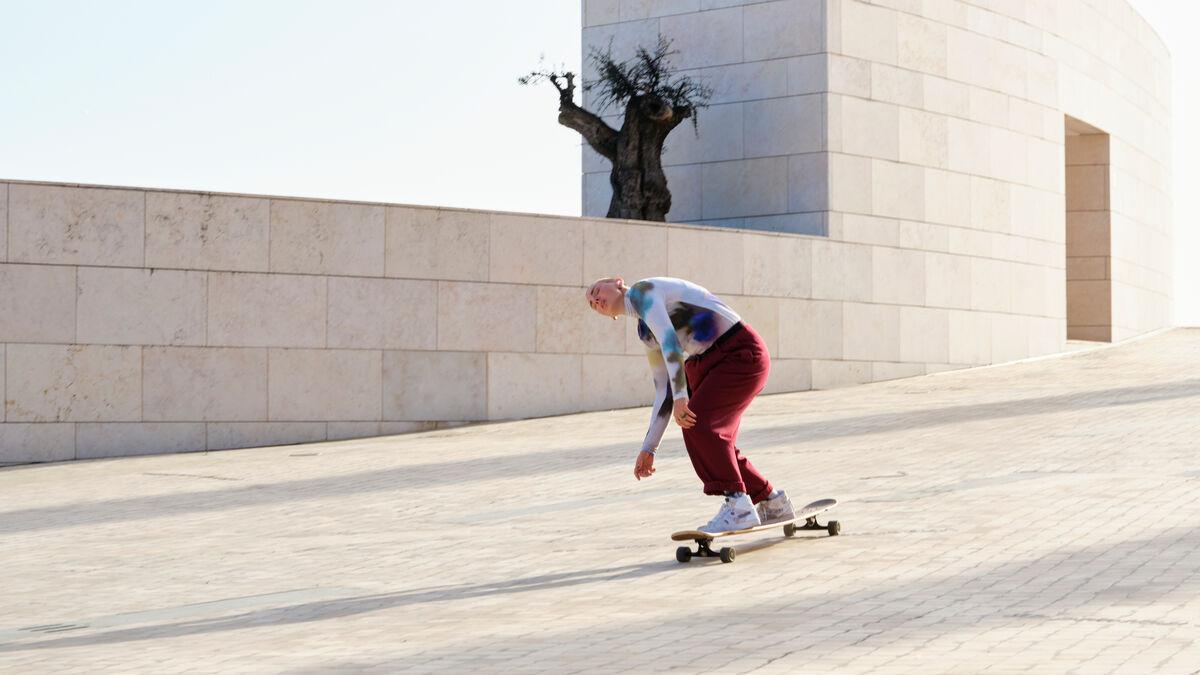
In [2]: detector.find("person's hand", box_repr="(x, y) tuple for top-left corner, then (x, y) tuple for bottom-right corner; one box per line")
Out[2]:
(673, 398), (696, 429)
(634, 450), (656, 480)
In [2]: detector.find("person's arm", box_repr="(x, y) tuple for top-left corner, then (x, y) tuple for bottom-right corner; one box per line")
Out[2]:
(639, 292), (689, 400)
(640, 346), (673, 454)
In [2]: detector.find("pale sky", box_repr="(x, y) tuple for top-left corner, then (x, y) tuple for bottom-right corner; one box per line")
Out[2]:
(0, 1), (1193, 323)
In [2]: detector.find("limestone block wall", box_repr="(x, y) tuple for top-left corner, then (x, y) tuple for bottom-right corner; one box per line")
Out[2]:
(2, 179), (1028, 463)
(582, 0), (1173, 347)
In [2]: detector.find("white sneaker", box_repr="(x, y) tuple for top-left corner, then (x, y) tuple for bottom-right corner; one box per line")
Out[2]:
(757, 489), (796, 524)
(699, 493), (761, 533)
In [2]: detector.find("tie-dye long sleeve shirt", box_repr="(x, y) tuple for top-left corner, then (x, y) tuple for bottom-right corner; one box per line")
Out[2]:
(623, 277), (742, 453)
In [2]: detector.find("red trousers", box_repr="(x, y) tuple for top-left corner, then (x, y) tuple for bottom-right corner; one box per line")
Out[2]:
(682, 322), (773, 503)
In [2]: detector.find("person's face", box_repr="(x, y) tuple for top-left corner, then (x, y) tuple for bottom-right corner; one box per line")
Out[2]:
(586, 278), (625, 318)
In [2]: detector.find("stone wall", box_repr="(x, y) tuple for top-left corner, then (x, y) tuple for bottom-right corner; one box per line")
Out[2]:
(582, 0), (1173, 345)
(1, 179), (1027, 463)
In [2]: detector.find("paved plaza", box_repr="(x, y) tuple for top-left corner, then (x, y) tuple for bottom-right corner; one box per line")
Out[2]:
(2, 330), (1199, 673)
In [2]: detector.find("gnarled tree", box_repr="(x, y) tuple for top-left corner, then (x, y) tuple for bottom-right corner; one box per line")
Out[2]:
(521, 38), (711, 222)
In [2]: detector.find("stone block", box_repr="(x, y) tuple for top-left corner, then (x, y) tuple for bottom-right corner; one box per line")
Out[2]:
(143, 347), (268, 421)
(923, 76), (969, 119)
(872, 246), (925, 305)
(899, 306), (949, 363)
(899, 220), (949, 253)
(787, 54), (827, 95)
(872, 362), (925, 381)
(969, 257), (1013, 312)
(208, 272), (326, 348)
(870, 63), (923, 108)
(658, 7), (743, 69)
(1067, 280), (1111, 327)
(701, 158), (789, 219)
(947, 117), (992, 177)
(269, 199), (385, 276)
(1065, 133), (1109, 165)
(789, 153), (829, 213)
(838, 214), (899, 247)
(206, 422), (327, 451)
(580, 354), (652, 410)
(839, 96), (899, 160)
(727, 295), (780, 356)
(897, 12), (947, 74)
(327, 277), (438, 350)
(667, 226), (744, 295)
(744, 0), (823, 60)
(761, 358), (813, 394)
(268, 349), (382, 422)
(584, 173), (615, 219)
(146, 192), (270, 272)
(1066, 211), (1110, 258)
(436, 281), (536, 352)
(811, 239), (872, 302)
(871, 160), (925, 221)
(899, 108), (949, 169)
(0, 264), (75, 343)
(582, 219), (668, 286)
(741, 213), (825, 235)
(0, 423), (75, 464)
(76, 423), (206, 459)
(827, 55), (870, 97)
(991, 313), (1030, 363)
(487, 353), (582, 419)
(6, 344), (140, 422)
(585, 0), (620, 25)
(1010, 263), (1047, 317)
(326, 422), (433, 441)
(842, 302), (901, 362)
(664, 164), (703, 222)
(744, 96), (823, 158)
(77, 267), (207, 346)
(968, 85), (1010, 129)
(8, 184), (144, 266)
(947, 309), (991, 364)
(1065, 165), (1109, 212)
(662, 103), (743, 166)
(827, 153), (873, 214)
(383, 350), (486, 421)
(690, 60), (789, 105)
(779, 299), (842, 359)
(840, 0), (897, 64)
(811, 359), (871, 389)
(970, 177), (1012, 233)
(924, 252), (972, 309)
(743, 232), (813, 298)
(1067, 256), (1107, 280)
(537, 285), (626, 354)
(385, 207), (489, 282)
(581, 20), (661, 83)
(490, 214), (583, 286)
(619, 0), (700, 20)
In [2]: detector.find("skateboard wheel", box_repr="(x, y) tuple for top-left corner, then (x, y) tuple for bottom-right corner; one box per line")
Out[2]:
(676, 546), (692, 563)
(783, 523), (796, 538)
(828, 520), (841, 536)
(719, 547), (735, 564)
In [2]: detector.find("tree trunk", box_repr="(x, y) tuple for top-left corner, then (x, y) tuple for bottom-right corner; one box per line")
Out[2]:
(549, 76), (690, 223)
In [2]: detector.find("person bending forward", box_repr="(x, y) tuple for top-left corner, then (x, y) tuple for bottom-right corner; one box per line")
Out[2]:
(586, 276), (796, 533)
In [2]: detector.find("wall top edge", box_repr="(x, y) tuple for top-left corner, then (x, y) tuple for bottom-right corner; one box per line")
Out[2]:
(0, 177), (830, 243)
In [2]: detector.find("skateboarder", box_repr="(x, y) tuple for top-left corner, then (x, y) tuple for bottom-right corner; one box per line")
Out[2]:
(586, 276), (796, 533)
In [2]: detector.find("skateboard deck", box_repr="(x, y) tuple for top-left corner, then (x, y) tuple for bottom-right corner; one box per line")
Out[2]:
(671, 498), (839, 563)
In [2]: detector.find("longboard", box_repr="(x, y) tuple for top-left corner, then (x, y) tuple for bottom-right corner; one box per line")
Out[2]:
(670, 498), (839, 563)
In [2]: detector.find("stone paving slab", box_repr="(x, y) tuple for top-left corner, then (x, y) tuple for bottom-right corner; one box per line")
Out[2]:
(2, 330), (1200, 673)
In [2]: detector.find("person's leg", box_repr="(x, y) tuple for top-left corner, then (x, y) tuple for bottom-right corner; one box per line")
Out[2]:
(681, 326), (773, 502)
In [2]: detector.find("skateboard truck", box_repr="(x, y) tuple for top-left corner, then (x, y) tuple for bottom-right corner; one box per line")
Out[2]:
(676, 538), (734, 564)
